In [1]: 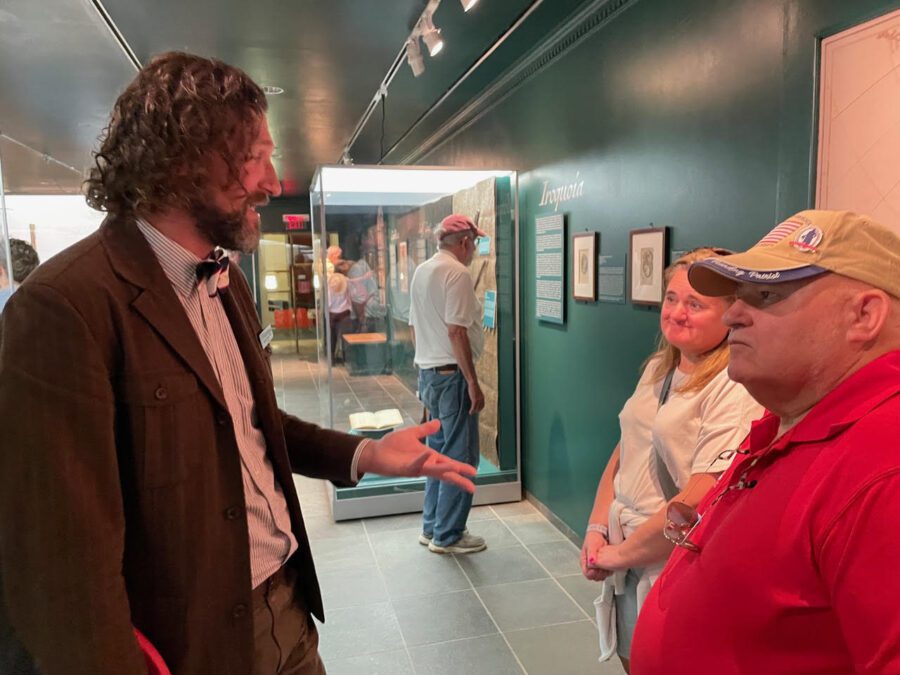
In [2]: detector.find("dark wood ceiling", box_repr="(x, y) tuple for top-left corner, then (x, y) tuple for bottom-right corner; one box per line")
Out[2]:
(0, 0), (586, 196)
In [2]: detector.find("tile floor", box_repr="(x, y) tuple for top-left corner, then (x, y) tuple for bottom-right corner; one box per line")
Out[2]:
(272, 354), (423, 433)
(277, 353), (625, 674)
(292, 480), (626, 675)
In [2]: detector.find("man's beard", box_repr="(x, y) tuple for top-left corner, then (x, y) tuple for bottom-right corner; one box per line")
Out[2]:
(190, 193), (266, 253)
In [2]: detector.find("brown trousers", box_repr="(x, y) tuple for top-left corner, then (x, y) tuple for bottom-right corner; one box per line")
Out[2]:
(252, 567), (326, 675)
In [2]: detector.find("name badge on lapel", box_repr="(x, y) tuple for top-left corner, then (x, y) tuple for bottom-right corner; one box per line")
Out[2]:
(258, 324), (274, 350)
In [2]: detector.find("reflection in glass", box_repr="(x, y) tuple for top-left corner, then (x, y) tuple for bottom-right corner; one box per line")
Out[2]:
(308, 166), (519, 516)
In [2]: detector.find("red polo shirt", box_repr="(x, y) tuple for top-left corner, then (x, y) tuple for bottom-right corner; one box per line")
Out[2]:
(632, 350), (900, 675)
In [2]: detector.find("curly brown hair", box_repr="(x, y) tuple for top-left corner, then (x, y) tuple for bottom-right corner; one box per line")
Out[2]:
(84, 51), (268, 217)
(1, 239), (40, 283)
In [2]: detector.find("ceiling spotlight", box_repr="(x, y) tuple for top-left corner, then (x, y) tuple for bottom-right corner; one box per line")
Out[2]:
(262, 85), (284, 96)
(460, 0), (479, 11)
(420, 15), (444, 57)
(406, 37), (425, 77)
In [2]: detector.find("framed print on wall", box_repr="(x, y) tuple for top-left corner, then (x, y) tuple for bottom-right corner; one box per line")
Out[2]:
(629, 226), (668, 306)
(572, 231), (597, 301)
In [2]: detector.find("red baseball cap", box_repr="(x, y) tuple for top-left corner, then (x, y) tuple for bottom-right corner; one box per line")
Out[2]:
(437, 214), (487, 239)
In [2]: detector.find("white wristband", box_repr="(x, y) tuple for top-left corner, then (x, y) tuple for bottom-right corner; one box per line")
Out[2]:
(586, 523), (609, 540)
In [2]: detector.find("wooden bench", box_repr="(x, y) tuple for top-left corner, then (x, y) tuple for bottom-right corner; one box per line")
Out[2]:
(342, 332), (389, 375)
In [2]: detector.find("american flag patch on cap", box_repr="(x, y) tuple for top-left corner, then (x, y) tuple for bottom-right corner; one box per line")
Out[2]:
(756, 216), (808, 247)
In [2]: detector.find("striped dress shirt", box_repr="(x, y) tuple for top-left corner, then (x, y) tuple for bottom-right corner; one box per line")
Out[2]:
(136, 219), (298, 589)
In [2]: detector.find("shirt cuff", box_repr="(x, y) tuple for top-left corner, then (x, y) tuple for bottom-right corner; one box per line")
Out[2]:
(350, 438), (371, 483)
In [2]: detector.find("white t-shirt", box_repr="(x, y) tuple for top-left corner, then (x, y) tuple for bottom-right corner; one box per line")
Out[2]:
(408, 250), (483, 368)
(328, 273), (351, 314)
(613, 357), (764, 527)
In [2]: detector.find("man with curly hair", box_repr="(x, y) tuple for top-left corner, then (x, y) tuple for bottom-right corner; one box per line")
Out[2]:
(0, 52), (476, 675)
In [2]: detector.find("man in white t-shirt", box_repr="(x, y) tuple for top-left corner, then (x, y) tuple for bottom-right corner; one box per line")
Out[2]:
(409, 214), (487, 554)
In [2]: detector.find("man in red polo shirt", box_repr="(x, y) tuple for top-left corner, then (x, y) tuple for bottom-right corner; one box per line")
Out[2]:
(631, 210), (900, 674)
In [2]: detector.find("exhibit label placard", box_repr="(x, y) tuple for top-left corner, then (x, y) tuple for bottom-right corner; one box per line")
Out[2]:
(535, 214), (565, 324)
(483, 290), (497, 329)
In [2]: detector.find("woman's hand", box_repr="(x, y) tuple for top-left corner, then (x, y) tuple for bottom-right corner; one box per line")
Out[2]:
(581, 530), (611, 581)
(590, 543), (630, 573)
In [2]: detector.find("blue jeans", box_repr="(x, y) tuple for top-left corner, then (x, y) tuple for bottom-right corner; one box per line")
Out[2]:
(418, 368), (479, 547)
(615, 567), (641, 660)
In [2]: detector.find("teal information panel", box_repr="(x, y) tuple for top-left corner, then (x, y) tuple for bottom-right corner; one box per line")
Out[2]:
(535, 214), (565, 324)
(483, 290), (497, 329)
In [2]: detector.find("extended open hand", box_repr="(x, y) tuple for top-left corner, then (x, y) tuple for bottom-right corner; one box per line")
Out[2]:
(357, 419), (477, 493)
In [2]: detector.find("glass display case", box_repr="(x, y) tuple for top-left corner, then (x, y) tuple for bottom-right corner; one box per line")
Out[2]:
(257, 230), (318, 358)
(0, 152), (10, 309)
(309, 166), (520, 519)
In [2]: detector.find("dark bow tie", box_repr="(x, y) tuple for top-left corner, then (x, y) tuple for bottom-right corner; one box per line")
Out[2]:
(196, 248), (230, 297)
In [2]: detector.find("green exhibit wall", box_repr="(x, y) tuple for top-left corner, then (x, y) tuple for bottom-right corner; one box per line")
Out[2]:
(418, 0), (900, 534)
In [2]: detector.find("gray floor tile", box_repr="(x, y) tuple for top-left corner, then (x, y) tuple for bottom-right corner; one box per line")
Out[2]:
(503, 514), (566, 545)
(381, 554), (471, 600)
(393, 590), (497, 647)
(293, 475), (327, 495)
(316, 602), (405, 662)
(370, 528), (434, 567)
(283, 392), (321, 402)
(283, 404), (321, 417)
(455, 544), (548, 587)
(352, 390), (396, 400)
(304, 515), (365, 541)
(297, 499), (333, 518)
(272, 358), (609, 675)
(346, 381), (386, 391)
(317, 565), (388, 609)
(284, 391), (318, 402)
(490, 500), (538, 519)
(527, 540), (582, 577)
(556, 574), (603, 619)
(324, 649), (413, 675)
(333, 404), (365, 415)
(478, 578), (584, 632)
(409, 634), (523, 675)
(308, 534), (376, 572)
(467, 519), (519, 549)
(467, 505), (499, 522)
(505, 620), (618, 675)
(364, 512), (424, 534)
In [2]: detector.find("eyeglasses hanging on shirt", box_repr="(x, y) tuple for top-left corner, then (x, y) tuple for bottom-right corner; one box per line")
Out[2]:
(663, 446), (776, 552)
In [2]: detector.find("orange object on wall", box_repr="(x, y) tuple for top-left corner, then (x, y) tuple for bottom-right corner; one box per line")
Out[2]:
(274, 309), (296, 329)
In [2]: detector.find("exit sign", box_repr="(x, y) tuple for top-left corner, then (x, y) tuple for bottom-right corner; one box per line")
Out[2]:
(283, 214), (309, 231)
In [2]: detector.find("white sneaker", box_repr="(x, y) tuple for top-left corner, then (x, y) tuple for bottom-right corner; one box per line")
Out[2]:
(428, 532), (486, 554)
(418, 528), (470, 546)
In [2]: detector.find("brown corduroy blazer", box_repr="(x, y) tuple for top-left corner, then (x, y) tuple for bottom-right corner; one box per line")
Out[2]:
(0, 216), (359, 675)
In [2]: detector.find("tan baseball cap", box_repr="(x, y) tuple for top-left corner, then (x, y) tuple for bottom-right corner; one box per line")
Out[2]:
(689, 210), (900, 298)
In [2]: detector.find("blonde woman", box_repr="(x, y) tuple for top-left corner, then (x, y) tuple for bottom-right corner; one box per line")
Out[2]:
(582, 248), (763, 673)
